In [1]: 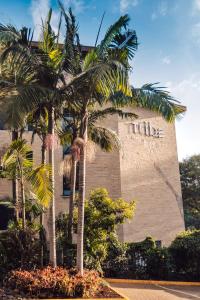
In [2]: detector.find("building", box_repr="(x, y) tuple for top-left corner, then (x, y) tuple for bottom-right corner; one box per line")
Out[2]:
(0, 105), (185, 245)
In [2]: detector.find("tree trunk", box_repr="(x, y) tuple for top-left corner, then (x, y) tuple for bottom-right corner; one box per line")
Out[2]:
(21, 176), (26, 230)
(68, 158), (77, 243)
(40, 141), (47, 267)
(12, 130), (19, 221)
(48, 106), (57, 267)
(77, 116), (88, 275)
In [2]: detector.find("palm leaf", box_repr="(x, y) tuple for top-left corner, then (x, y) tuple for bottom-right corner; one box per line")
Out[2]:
(98, 15), (130, 56)
(27, 164), (52, 207)
(89, 126), (120, 152)
(133, 83), (186, 122)
(89, 107), (137, 124)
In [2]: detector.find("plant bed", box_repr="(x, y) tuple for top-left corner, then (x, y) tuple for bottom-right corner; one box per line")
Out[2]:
(2, 267), (123, 299)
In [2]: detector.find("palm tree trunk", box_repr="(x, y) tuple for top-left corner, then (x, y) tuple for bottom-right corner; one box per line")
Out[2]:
(68, 158), (77, 243)
(40, 141), (47, 267)
(20, 176), (26, 230)
(48, 106), (57, 267)
(18, 157), (25, 229)
(12, 130), (19, 221)
(77, 115), (88, 275)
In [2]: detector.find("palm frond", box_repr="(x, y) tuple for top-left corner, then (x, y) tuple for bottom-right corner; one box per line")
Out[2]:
(0, 24), (21, 43)
(98, 15), (130, 56)
(89, 126), (120, 152)
(133, 83), (186, 122)
(89, 107), (137, 124)
(27, 164), (52, 207)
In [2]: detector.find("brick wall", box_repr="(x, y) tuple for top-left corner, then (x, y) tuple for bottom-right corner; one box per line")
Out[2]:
(0, 107), (185, 245)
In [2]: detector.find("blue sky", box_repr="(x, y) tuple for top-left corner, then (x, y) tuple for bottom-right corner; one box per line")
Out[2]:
(0, 0), (200, 160)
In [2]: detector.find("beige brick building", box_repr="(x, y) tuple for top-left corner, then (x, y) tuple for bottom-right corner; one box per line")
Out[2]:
(0, 106), (185, 245)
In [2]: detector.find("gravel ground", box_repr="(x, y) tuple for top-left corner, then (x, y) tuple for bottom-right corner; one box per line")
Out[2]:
(110, 283), (200, 300)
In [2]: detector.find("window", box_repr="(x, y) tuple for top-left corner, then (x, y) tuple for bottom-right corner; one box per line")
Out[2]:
(0, 205), (14, 230)
(63, 145), (79, 196)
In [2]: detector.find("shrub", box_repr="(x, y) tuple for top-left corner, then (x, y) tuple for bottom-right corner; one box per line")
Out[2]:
(145, 247), (172, 280)
(103, 234), (129, 278)
(4, 267), (102, 298)
(0, 227), (41, 282)
(169, 230), (200, 280)
(126, 237), (156, 279)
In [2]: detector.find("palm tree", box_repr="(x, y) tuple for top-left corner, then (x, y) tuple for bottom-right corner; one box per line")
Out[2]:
(0, 10), (64, 267)
(60, 105), (136, 243)
(0, 7), (137, 269)
(58, 7), (186, 274)
(0, 26), (35, 221)
(2, 139), (52, 229)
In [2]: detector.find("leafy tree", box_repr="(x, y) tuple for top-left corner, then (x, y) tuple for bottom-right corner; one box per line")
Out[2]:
(180, 155), (200, 229)
(73, 188), (135, 273)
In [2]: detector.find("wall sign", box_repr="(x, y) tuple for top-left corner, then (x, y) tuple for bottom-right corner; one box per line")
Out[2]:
(126, 121), (164, 138)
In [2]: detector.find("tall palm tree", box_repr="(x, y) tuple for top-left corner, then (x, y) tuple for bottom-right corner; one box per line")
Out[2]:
(58, 7), (185, 274)
(0, 10), (64, 267)
(60, 105), (135, 243)
(0, 26), (35, 221)
(0, 8), (137, 269)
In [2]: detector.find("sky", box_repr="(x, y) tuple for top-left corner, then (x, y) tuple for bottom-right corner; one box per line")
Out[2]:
(0, 0), (199, 161)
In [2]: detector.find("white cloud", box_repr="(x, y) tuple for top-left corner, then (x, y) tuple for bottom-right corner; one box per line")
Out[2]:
(64, 0), (85, 14)
(159, 1), (167, 16)
(30, 0), (86, 41)
(30, 0), (50, 40)
(194, 0), (200, 11)
(167, 74), (200, 160)
(162, 56), (171, 65)
(151, 1), (168, 21)
(120, 0), (138, 14)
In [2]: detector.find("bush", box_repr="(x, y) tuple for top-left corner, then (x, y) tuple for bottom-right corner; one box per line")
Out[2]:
(4, 267), (102, 298)
(126, 237), (156, 279)
(103, 234), (129, 278)
(145, 247), (172, 280)
(0, 227), (41, 282)
(169, 230), (200, 280)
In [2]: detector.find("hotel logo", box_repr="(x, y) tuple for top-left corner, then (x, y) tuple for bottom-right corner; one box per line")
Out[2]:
(126, 121), (164, 138)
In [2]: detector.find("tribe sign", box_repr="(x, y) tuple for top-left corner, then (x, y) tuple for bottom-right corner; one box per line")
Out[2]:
(126, 121), (164, 138)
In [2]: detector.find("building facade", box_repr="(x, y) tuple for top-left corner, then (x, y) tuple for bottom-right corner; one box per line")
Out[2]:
(0, 106), (185, 245)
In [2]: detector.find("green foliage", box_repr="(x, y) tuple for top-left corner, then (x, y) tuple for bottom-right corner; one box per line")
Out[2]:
(0, 227), (41, 281)
(169, 230), (200, 280)
(180, 155), (200, 229)
(126, 237), (156, 279)
(4, 267), (102, 298)
(74, 188), (135, 272)
(56, 188), (135, 273)
(103, 235), (129, 278)
(145, 247), (172, 280)
(2, 139), (52, 207)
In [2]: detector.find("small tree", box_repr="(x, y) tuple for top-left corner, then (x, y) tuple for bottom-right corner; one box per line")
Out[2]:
(74, 188), (135, 272)
(2, 139), (52, 229)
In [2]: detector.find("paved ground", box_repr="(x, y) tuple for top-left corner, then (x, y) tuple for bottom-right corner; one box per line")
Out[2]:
(110, 283), (200, 300)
